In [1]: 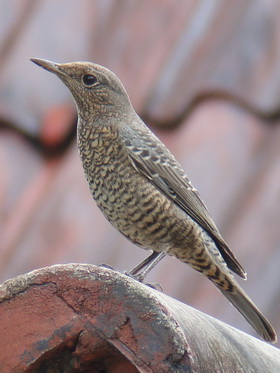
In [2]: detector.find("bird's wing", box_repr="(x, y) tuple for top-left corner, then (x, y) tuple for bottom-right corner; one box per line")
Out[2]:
(120, 125), (246, 279)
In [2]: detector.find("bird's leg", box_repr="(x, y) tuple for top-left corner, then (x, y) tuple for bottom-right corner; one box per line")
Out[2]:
(127, 251), (166, 282)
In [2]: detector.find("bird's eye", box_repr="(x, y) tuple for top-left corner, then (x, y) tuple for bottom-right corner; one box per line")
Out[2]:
(82, 74), (98, 86)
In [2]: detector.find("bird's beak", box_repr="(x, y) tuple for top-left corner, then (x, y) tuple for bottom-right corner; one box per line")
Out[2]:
(31, 58), (65, 76)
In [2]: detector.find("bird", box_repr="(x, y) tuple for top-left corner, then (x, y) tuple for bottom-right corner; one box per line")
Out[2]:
(31, 58), (277, 343)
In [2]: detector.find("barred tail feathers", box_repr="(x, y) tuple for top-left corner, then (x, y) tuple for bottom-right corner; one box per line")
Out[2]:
(217, 282), (276, 343)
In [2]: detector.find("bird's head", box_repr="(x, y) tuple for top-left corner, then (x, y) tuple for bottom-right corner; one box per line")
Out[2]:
(31, 58), (132, 120)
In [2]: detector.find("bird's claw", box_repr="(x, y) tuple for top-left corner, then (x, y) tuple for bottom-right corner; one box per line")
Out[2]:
(98, 263), (116, 270)
(146, 282), (163, 292)
(124, 271), (163, 292)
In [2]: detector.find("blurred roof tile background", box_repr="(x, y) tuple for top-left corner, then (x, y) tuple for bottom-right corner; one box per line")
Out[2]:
(1, 0), (280, 344)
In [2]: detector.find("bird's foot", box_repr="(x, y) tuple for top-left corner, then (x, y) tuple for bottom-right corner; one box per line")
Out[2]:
(124, 271), (145, 282)
(146, 282), (163, 292)
(123, 271), (139, 282)
(98, 263), (116, 270)
(124, 271), (163, 292)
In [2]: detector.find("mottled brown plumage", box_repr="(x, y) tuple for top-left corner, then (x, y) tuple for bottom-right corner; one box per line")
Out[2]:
(31, 58), (276, 343)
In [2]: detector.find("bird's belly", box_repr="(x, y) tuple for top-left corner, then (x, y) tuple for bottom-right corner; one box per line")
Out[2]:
(88, 165), (200, 252)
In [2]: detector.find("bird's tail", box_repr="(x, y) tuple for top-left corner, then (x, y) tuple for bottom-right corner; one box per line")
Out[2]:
(216, 281), (277, 343)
